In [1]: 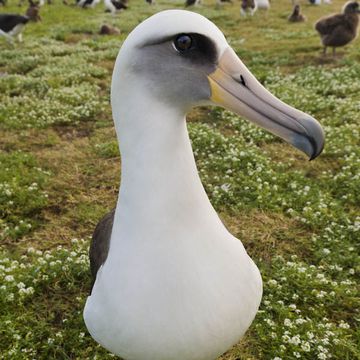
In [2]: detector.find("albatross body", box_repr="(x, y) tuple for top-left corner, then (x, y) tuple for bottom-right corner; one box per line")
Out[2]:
(84, 10), (324, 360)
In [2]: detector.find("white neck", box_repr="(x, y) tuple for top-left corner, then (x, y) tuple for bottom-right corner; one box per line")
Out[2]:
(110, 74), (221, 248)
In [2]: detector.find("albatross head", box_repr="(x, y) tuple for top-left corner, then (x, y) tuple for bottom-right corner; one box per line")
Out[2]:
(112, 10), (324, 160)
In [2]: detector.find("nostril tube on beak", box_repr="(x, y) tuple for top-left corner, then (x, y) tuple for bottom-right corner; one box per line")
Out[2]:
(239, 75), (247, 87)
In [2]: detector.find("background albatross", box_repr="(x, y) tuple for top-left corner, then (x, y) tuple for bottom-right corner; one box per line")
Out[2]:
(84, 10), (325, 360)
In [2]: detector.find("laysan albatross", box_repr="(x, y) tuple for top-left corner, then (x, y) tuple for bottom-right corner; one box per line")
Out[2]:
(0, 14), (29, 43)
(84, 10), (324, 360)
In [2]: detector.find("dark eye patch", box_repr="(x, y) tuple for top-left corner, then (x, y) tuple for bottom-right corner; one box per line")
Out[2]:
(174, 33), (218, 65)
(141, 33), (218, 66)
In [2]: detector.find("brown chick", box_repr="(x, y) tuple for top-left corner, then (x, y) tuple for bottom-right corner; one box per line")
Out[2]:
(288, 4), (306, 22)
(25, 0), (41, 22)
(315, 1), (360, 55)
(99, 24), (121, 35)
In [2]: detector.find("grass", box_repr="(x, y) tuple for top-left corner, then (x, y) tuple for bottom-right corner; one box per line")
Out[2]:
(0, 0), (359, 359)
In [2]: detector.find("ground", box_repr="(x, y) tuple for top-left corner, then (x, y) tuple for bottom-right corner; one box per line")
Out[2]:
(0, 0), (359, 359)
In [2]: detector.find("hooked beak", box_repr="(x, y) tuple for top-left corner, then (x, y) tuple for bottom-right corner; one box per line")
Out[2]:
(208, 48), (324, 160)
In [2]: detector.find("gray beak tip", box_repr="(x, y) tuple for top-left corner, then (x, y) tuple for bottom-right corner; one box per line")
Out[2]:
(308, 143), (324, 161)
(292, 116), (325, 161)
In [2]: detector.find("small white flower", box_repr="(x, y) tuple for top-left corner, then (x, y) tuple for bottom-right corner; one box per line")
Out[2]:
(265, 318), (275, 327)
(301, 342), (311, 352)
(220, 183), (231, 192)
(295, 318), (307, 325)
(339, 321), (350, 329)
(17, 282), (25, 289)
(289, 335), (301, 345)
(307, 332), (314, 340)
(26, 287), (34, 295)
(316, 290), (327, 298)
(282, 334), (290, 343)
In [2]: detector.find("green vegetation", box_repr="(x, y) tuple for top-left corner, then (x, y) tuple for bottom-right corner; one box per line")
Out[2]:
(0, 0), (359, 359)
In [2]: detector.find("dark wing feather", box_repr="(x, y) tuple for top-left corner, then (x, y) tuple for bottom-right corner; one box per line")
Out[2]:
(111, 0), (127, 9)
(82, 0), (93, 7)
(89, 209), (115, 293)
(0, 15), (29, 32)
(185, 0), (196, 7)
(315, 14), (345, 35)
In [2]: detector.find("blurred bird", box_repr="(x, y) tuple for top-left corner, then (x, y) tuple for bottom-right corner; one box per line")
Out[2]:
(33, 0), (52, 5)
(216, 0), (232, 6)
(104, 0), (127, 14)
(17, 0), (45, 5)
(26, 0), (41, 22)
(99, 24), (120, 35)
(0, 14), (29, 43)
(315, 1), (360, 55)
(185, 0), (201, 7)
(241, 0), (257, 16)
(288, 4), (306, 22)
(256, 0), (269, 10)
(77, 0), (100, 8)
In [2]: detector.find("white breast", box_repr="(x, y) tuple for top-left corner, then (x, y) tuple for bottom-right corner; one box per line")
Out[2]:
(84, 226), (262, 360)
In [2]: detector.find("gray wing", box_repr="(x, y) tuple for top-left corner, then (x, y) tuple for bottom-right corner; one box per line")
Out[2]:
(89, 209), (115, 293)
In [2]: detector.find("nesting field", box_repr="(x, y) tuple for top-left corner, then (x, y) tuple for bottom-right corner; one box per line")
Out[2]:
(0, 0), (359, 359)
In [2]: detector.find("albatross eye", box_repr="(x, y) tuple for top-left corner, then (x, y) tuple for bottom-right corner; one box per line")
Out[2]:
(174, 34), (193, 52)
